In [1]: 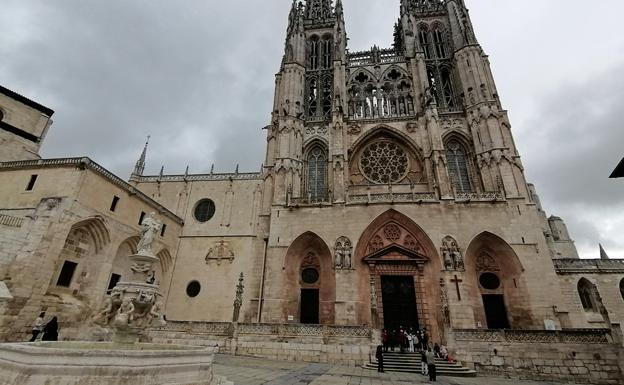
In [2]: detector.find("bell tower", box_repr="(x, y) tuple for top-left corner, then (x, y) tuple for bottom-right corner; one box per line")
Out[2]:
(264, 0), (347, 207)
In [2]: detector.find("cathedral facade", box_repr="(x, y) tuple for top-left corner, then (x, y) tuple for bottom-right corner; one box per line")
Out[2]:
(1, 1), (623, 372)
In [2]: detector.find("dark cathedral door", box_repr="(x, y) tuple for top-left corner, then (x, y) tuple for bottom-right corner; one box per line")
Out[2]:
(300, 289), (319, 324)
(381, 276), (419, 331)
(483, 295), (510, 329)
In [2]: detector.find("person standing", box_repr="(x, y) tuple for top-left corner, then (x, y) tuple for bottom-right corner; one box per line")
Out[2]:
(29, 312), (45, 342)
(382, 329), (389, 352)
(41, 316), (59, 341)
(376, 345), (384, 373)
(408, 332), (414, 353)
(420, 348), (428, 376)
(426, 347), (437, 382)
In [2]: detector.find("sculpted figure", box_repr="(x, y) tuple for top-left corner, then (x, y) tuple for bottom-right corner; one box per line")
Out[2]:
(93, 297), (114, 326)
(137, 212), (162, 255)
(114, 298), (135, 328)
(150, 300), (166, 327)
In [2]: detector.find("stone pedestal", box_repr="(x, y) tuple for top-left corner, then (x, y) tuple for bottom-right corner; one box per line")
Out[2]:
(0, 342), (232, 385)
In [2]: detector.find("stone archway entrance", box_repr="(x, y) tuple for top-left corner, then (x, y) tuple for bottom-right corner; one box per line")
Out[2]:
(355, 210), (443, 342)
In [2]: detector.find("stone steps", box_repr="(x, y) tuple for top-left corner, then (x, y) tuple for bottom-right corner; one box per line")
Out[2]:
(363, 352), (477, 377)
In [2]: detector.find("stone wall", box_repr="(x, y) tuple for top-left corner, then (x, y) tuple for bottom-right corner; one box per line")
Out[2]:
(148, 321), (373, 366)
(453, 329), (623, 384)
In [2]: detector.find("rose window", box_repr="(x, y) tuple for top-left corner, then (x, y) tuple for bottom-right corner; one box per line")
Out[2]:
(359, 140), (409, 184)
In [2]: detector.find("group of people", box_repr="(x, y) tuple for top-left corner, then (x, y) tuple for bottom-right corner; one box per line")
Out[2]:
(376, 327), (454, 382)
(29, 312), (59, 342)
(381, 327), (429, 353)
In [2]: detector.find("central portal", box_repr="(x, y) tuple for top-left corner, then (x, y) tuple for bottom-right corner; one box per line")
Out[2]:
(381, 276), (419, 331)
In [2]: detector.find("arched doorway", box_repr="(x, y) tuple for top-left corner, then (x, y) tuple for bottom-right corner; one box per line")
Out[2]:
(465, 232), (532, 329)
(355, 210), (442, 341)
(283, 232), (335, 324)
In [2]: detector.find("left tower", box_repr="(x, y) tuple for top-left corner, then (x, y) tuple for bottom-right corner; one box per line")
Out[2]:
(264, 0), (347, 207)
(0, 85), (54, 162)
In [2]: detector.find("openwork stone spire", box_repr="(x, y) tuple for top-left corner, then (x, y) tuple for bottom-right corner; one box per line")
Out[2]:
(132, 136), (150, 176)
(305, 0), (333, 24)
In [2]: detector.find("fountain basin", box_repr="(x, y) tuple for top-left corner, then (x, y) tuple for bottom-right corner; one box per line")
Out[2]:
(0, 342), (231, 385)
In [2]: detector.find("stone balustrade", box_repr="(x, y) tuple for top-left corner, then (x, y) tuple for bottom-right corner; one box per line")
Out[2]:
(0, 214), (23, 228)
(454, 328), (613, 344)
(554, 258), (624, 274)
(454, 191), (504, 202)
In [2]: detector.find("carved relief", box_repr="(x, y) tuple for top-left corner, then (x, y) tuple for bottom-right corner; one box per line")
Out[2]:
(334, 236), (353, 269)
(441, 236), (464, 271)
(383, 224), (401, 241)
(205, 240), (235, 265)
(301, 251), (320, 269)
(476, 251), (500, 272)
(368, 235), (384, 254)
(347, 123), (361, 135)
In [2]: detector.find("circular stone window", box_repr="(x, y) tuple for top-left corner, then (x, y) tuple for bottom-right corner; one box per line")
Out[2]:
(301, 268), (320, 284)
(359, 139), (409, 184)
(479, 272), (501, 290)
(194, 199), (216, 222)
(186, 281), (201, 297)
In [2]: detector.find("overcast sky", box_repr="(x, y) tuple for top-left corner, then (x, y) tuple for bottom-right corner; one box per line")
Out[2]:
(1, 0), (623, 259)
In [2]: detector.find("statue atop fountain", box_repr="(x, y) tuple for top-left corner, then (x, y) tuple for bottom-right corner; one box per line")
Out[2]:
(93, 212), (166, 343)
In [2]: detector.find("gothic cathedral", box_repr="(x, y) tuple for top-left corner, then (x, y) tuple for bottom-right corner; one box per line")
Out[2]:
(1, 1), (623, 367)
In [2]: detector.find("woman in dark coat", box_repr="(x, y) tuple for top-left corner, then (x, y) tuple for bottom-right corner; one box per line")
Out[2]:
(41, 316), (59, 341)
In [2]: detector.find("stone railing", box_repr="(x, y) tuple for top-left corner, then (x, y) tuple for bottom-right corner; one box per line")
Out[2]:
(0, 157), (184, 224)
(0, 214), (24, 228)
(454, 191), (504, 202)
(347, 48), (403, 67)
(348, 192), (438, 205)
(153, 321), (372, 339)
(133, 172), (262, 183)
(454, 329), (613, 344)
(554, 258), (624, 274)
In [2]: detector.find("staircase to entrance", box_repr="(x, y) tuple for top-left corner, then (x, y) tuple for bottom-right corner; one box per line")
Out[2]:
(364, 351), (477, 377)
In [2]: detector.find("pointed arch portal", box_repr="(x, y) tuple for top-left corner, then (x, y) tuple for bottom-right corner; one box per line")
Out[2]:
(355, 210), (442, 341)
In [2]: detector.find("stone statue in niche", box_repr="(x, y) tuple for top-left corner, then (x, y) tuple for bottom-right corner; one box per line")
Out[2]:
(137, 212), (162, 256)
(335, 236), (353, 269)
(441, 236), (464, 271)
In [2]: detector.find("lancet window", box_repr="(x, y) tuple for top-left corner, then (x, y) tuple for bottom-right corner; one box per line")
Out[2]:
(305, 144), (328, 203)
(306, 35), (333, 121)
(419, 23), (458, 111)
(347, 68), (414, 120)
(445, 140), (472, 193)
(577, 278), (599, 312)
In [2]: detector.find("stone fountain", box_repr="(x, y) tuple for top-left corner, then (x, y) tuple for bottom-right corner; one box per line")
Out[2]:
(0, 213), (230, 385)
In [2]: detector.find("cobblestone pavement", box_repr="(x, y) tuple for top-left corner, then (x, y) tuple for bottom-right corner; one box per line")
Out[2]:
(213, 355), (568, 385)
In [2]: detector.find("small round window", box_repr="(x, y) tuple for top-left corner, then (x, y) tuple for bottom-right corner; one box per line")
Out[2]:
(194, 199), (216, 222)
(186, 281), (201, 297)
(301, 268), (319, 284)
(479, 272), (501, 290)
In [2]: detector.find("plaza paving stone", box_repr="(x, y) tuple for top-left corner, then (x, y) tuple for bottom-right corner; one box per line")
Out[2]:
(213, 355), (569, 385)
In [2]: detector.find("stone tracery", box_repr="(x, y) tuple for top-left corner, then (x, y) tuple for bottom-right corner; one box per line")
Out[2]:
(359, 140), (409, 184)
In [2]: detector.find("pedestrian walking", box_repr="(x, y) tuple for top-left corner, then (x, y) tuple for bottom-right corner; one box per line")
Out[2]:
(426, 347), (437, 382)
(376, 345), (384, 373)
(41, 316), (59, 341)
(29, 312), (45, 342)
(420, 348), (428, 375)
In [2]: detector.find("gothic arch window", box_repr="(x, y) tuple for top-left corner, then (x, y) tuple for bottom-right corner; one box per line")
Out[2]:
(308, 36), (319, 70)
(620, 278), (624, 301)
(418, 26), (431, 59)
(432, 28), (447, 59)
(445, 140), (472, 193)
(347, 67), (413, 120)
(305, 144), (328, 202)
(578, 278), (599, 312)
(321, 35), (333, 68)
(440, 66), (455, 109)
